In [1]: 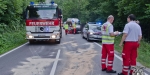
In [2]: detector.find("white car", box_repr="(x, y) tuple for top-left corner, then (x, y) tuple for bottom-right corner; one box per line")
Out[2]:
(82, 23), (102, 41)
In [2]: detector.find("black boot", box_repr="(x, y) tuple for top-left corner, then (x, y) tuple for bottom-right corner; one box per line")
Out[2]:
(118, 73), (124, 75)
(129, 73), (132, 75)
(129, 66), (131, 69)
(106, 70), (116, 73)
(102, 68), (107, 71)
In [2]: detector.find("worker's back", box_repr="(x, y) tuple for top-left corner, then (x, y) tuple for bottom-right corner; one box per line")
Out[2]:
(124, 21), (142, 41)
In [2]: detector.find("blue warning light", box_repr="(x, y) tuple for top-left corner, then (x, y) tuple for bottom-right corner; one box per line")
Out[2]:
(30, 1), (34, 5)
(96, 22), (102, 25)
(51, 0), (54, 4)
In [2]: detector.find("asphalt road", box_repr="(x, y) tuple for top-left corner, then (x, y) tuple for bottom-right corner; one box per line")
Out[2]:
(0, 30), (150, 75)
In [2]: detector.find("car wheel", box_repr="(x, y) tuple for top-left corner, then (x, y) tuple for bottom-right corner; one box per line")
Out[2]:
(55, 39), (61, 44)
(29, 40), (34, 44)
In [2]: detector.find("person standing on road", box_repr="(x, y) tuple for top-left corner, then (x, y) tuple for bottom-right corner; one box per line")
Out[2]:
(118, 14), (142, 75)
(101, 15), (120, 73)
(64, 23), (69, 35)
(73, 22), (76, 34)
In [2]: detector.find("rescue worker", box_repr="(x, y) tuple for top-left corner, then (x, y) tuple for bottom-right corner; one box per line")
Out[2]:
(64, 23), (69, 35)
(101, 15), (120, 73)
(128, 20), (140, 69)
(118, 14), (142, 75)
(73, 22), (76, 34)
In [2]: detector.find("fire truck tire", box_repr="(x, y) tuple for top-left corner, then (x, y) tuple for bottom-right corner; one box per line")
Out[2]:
(29, 40), (34, 44)
(55, 39), (61, 44)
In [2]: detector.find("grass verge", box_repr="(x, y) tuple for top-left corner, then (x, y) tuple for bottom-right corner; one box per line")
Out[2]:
(0, 29), (27, 55)
(114, 36), (150, 68)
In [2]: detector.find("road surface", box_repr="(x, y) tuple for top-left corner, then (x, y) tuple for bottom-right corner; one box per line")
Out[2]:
(0, 30), (149, 75)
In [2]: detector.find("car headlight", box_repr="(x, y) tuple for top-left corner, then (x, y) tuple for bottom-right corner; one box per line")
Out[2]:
(28, 35), (33, 38)
(90, 32), (93, 35)
(51, 35), (56, 38)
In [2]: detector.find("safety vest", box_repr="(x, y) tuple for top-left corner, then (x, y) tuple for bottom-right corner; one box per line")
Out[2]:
(64, 24), (68, 29)
(101, 24), (115, 44)
(73, 24), (76, 28)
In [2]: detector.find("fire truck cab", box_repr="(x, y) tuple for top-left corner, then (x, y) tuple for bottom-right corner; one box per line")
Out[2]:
(23, 1), (62, 44)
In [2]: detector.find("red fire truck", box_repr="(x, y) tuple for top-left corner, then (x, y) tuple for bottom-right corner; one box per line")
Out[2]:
(23, 1), (62, 44)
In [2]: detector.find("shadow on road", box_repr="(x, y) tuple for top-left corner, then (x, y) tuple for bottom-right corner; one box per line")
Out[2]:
(27, 41), (60, 46)
(82, 37), (101, 43)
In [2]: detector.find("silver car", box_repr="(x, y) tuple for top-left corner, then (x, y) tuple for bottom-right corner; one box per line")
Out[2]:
(82, 24), (102, 41)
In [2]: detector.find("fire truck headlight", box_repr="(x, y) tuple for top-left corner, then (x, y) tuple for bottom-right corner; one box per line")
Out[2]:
(51, 35), (56, 38)
(29, 35), (33, 38)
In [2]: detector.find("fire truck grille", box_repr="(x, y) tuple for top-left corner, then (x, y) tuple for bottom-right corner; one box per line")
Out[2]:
(34, 36), (50, 38)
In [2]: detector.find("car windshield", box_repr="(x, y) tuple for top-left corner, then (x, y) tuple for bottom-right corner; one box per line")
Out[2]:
(89, 25), (101, 30)
(27, 8), (57, 19)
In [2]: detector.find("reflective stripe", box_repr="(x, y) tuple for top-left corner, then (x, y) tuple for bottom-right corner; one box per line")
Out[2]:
(123, 66), (129, 68)
(108, 64), (112, 66)
(122, 53), (125, 55)
(102, 40), (114, 43)
(110, 51), (114, 53)
(123, 69), (128, 72)
(102, 34), (110, 36)
(131, 65), (136, 69)
(102, 59), (106, 61)
(102, 35), (115, 39)
(102, 42), (114, 44)
(131, 66), (136, 68)
(108, 61), (113, 63)
(102, 62), (105, 64)
(102, 38), (114, 40)
(131, 65), (136, 67)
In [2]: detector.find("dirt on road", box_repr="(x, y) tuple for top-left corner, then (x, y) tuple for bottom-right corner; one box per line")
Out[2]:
(61, 43), (98, 75)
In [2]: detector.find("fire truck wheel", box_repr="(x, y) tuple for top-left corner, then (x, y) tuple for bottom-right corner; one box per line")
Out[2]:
(29, 40), (34, 44)
(55, 39), (61, 44)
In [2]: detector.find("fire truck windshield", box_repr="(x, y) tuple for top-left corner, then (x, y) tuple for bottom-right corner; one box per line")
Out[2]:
(27, 8), (57, 19)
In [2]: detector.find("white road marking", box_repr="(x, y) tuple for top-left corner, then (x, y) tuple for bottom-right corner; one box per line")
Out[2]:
(49, 49), (61, 75)
(94, 42), (148, 75)
(0, 42), (28, 58)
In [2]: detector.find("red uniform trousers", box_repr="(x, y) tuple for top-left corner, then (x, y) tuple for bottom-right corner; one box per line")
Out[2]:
(65, 29), (68, 35)
(101, 44), (114, 71)
(122, 42), (138, 75)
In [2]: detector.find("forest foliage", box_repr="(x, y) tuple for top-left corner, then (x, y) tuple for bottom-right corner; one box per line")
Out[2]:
(0, 0), (44, 54)
(55, 0), (150, 41)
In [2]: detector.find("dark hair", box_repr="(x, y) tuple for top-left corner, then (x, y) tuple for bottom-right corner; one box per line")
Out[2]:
(128, 14), (136, 21)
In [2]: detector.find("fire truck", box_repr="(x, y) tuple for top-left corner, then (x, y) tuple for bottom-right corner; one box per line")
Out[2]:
(23, 1), (62, 44)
